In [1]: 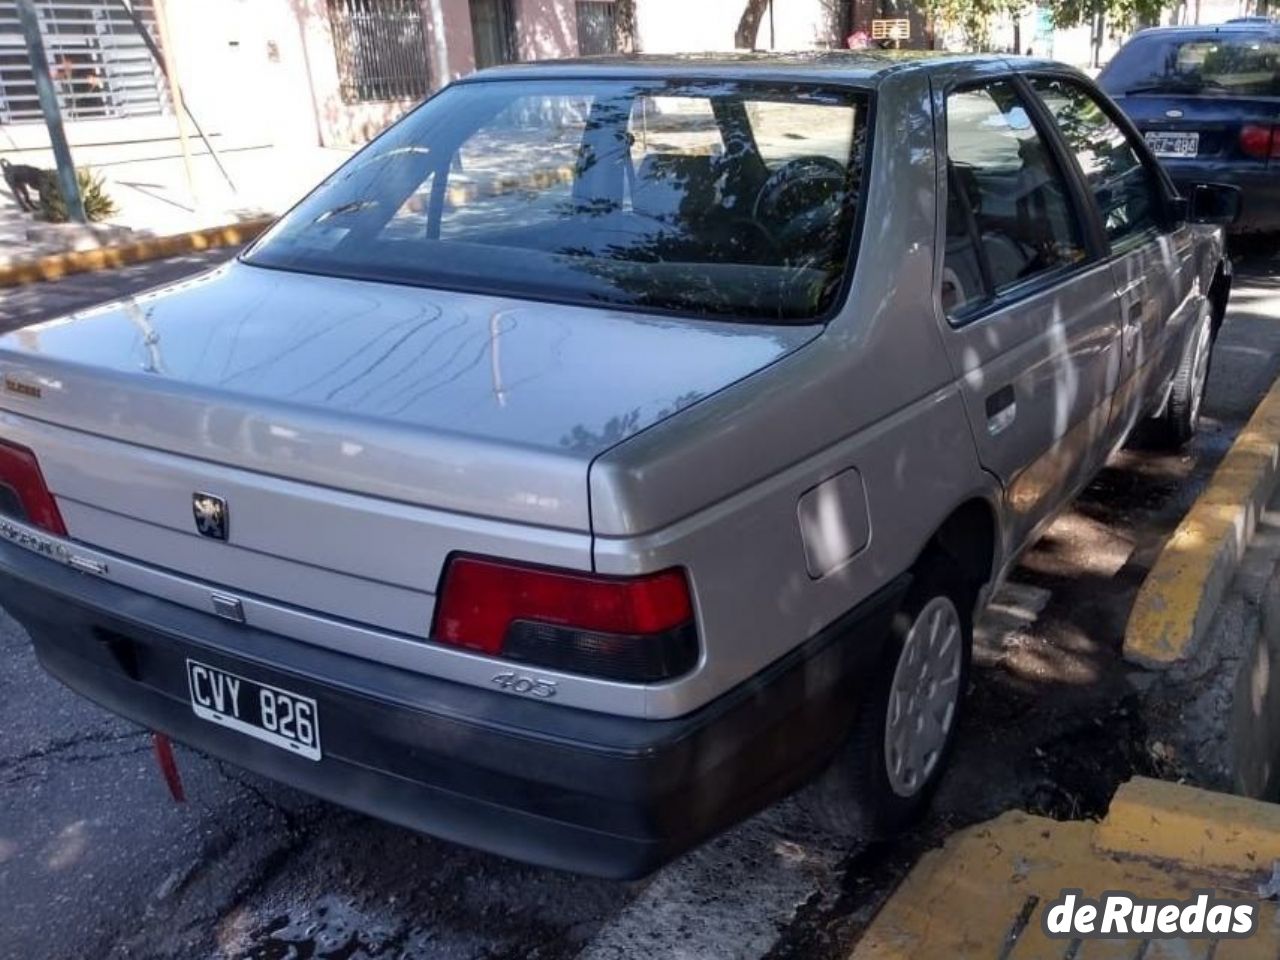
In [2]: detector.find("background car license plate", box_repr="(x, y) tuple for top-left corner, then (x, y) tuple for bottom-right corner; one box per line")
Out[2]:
(1145, 131), (1199, 158)
(186, 659), (321, 760)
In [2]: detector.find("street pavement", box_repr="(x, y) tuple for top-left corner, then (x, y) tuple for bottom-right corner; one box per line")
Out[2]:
(1, 246), (1280, 959)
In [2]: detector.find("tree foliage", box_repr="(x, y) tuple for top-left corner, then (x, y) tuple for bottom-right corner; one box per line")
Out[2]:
(923, 0), (1017, 48)
(1046, 0), (1176, 28)
(921, 0), (1178, 47)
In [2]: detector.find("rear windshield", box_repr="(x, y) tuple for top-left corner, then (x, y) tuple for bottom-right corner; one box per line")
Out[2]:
(245, 79), (870, 323)
(1104, 34), (1280, 97)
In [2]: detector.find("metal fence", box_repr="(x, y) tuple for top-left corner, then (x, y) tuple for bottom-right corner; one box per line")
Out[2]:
(0, 0), (169, 125)
(576, 0), (617, 55)
(328, 0), (430, 104)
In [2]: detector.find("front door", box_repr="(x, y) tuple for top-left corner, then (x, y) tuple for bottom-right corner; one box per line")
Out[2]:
(1026, 75), (1199, 449)
(938, 76), (1123, 559)
(470, 0), (517, 70)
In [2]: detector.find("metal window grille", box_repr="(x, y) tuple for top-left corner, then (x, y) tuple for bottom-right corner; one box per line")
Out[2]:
(576, 0), (617, 55)
(469, 0), (516, 70)
(328, 0), (430, 104)
(0, 0), (169, 125)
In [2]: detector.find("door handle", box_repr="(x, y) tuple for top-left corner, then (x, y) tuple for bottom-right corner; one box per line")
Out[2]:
(985, 385), (1017, 436)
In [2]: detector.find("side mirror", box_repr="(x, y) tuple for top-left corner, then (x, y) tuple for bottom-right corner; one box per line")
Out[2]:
(1187, 182), (1242, 226)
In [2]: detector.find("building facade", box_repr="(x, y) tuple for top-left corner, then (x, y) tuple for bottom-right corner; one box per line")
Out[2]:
(1, 0), (1273, 161)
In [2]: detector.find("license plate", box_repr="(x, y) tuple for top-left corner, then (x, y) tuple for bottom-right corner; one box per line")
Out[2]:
(1145, 131), (1200, 158)
(186, 659), (321, 760)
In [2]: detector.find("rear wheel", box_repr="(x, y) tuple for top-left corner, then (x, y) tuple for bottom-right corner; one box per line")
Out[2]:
(1152, 304), (1214, 449)
(802, 553), (974, 838)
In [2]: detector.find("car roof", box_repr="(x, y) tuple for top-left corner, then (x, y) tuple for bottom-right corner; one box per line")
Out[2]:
(458, 50), (1030, 86)
(1128, 21), (1280, 40)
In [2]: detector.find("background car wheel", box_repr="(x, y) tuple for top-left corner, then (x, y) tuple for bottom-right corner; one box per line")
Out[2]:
(1152, 304), (1214, 449)
(801, 552), (974, 838)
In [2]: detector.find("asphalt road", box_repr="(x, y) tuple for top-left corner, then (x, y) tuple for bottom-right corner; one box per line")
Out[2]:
(1, 245), (1279, 960)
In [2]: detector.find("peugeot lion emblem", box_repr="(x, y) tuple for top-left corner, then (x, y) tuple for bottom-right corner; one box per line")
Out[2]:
(192, 493), (228, 541)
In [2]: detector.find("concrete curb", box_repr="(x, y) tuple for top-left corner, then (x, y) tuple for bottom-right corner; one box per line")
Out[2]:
(1125, 374), (1280, 668)
(851, 776), (1280, 959)
(0, 217), (274, 287)
(1095, 776), (1280, 870)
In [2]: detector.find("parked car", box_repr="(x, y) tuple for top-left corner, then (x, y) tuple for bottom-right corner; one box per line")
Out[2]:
(1100, 22), (1279, 232)
(0, 53), (1235, 878)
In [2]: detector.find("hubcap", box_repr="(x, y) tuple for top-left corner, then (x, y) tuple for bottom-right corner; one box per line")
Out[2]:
(884, 595), (963, 798)
(1188, 313), (1212, 429)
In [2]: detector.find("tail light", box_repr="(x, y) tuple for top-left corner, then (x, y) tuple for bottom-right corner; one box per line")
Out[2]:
(0, 439), (66, 535)
(431, 555), (698, 683)
(1239, 124), (1280, 159)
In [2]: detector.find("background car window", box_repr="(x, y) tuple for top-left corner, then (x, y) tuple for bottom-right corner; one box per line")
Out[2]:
(1103, 36), (1280, 97)
(943, 81), (1085, 316)
(1029, 77), (1161, 247)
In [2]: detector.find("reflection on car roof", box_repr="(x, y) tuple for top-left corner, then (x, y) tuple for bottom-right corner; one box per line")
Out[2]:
(462, 50), (1014, 85)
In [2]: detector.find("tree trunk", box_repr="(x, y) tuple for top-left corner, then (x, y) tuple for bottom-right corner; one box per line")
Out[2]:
(735, 0), (771, 49)
(615, 0), (637, 51)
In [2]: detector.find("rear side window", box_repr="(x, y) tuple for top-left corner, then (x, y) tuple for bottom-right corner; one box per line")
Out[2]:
(942, 81), (1086, 319)
(1028, 77), (1161, 248)
(1103, 35), (1280, 97)
(246, 79), (870, 324)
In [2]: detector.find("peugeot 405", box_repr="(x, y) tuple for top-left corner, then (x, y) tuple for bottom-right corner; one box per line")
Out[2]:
(0, 53), (1236, 877)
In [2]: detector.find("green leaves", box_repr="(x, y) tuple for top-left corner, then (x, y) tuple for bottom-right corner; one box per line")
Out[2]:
(38, 167), (118, 224)
(923, 0), (1175, 48)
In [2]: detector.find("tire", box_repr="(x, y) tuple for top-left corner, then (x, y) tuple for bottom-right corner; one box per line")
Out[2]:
(1151, 304), (1214, 450)
(800, 553), (974, 838)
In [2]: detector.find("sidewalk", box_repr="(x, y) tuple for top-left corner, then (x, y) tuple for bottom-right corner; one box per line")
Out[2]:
(853, 777), (1280, 959)
(0, 143), (352, 264)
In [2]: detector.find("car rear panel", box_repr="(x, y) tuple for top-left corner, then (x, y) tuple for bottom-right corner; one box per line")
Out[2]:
(1117, 94), (1280, 164)
(1101, 27), (1280, 228)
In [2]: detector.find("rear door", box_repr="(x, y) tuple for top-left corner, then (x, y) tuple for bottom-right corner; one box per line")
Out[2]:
(936, 73), (1123, 557)
(1026, 74), (1199, 447)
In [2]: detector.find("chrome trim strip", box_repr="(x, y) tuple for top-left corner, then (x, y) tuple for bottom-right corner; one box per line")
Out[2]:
(0, 516), (652, 719)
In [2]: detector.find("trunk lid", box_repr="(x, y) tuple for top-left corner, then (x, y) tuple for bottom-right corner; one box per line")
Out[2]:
(0, 260), (817, 531)
(0, 262), (816, 639)
(1117, 93), (1280, 163)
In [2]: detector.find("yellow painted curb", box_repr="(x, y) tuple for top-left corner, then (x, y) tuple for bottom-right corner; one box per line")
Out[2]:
(1095, 776), (1280, 872)
(1125, 373), (1280, 667)
(0, 216), (275, 288)
(851, 777), (1280, 960)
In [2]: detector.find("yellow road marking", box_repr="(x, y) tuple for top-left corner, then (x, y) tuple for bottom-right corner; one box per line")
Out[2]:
(0, 217), (275, 287)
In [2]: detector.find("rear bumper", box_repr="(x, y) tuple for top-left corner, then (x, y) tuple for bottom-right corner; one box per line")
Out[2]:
(1163, 160), (1280, 232)
(0, 539), (901, 878)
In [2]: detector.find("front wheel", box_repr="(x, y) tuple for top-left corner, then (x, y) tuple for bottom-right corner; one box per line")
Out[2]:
(801, 554), (974, 838)
(1152, 304), (1214, 449)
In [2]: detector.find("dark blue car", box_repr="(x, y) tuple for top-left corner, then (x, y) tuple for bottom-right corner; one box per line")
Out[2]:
(1100, 22), (1280, 232)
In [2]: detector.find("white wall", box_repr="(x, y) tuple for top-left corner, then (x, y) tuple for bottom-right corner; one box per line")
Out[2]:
(168, 0), (320, 149)
(634, 0), (840, 53)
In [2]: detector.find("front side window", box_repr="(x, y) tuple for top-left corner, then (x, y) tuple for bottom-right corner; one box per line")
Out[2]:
(942, 80), (1086, 318)
(1029, 77), (1160, 247)
(246, 79), (870, 323)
